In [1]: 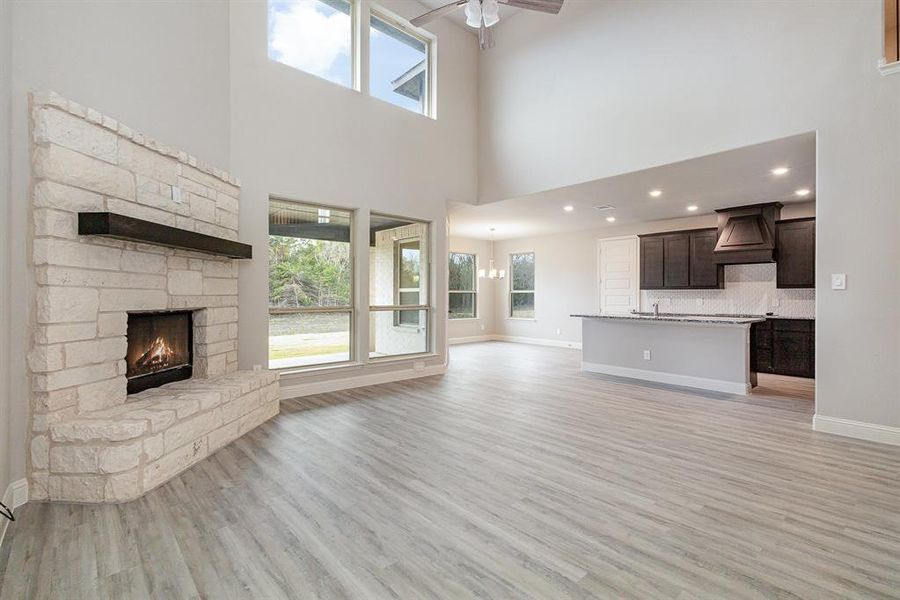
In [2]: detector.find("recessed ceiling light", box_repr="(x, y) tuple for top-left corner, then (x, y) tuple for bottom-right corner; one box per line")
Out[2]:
(686, 205), (699, 212)
(606, 216), (616, 223)
(649, 189), (663, 197)
(795, 188), (811, 197)
(771, 166), (790, 176)
(563, 205), (574, 212)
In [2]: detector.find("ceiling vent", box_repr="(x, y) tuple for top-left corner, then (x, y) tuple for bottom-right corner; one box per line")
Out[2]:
(593, 204), (615, 211)
(713, 202), (782, 264)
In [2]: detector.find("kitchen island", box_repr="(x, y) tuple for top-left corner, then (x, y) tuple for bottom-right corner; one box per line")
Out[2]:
(572, 313), (765, 395)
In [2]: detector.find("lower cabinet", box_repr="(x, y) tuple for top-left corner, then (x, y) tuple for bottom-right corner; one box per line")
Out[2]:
(751, 319), (814, 378)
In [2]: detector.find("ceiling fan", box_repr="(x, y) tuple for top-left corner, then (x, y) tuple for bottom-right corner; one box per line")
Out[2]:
(411, 0), (564, 50)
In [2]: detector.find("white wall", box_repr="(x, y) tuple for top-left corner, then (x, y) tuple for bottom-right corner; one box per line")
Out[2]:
(230, 0), (478, 386)
(6, 0), (233, 490)
(480, 1), (900, 429)
(448, 236), (497, 341)
(0, 0), (12, 498)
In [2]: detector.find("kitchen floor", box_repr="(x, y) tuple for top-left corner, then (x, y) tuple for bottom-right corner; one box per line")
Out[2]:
(753, 373), (815, 403)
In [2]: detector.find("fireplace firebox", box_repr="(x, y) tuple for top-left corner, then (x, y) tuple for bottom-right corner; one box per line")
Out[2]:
(126, 311), (193, 394)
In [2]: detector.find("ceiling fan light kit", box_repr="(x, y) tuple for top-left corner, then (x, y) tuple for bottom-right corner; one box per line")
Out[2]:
(464, 0), (482, 27)
(412, 0), (564, 49)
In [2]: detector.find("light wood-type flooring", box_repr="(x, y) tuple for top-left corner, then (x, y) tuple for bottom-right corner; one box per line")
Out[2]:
(1, 341), (898, 599)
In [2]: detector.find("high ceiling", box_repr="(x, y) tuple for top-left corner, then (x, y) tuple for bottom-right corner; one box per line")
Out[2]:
(450, 132), (816, 240)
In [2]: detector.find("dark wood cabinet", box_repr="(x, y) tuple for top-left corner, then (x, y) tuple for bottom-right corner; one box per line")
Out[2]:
(663, 234), (690, 288)
(689, 229), (722, 288)
(776, 218), (815, 288)
(640, 228), (722, 290)
(750, 319), (814, 378)
(640, 236), (664, 289)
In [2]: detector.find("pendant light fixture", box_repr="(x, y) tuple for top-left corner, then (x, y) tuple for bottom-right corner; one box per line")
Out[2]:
(478, 228), (505, 280)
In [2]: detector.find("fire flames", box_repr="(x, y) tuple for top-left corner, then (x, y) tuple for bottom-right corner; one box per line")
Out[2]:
(135, 336), (175, 372)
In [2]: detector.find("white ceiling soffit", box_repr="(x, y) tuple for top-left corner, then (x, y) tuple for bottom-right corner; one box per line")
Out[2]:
(450, 132), (816, 240)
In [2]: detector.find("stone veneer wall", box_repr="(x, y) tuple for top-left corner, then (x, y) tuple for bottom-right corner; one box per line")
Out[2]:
(26, 92), (277, 502)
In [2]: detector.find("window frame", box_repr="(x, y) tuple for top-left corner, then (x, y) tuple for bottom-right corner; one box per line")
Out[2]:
(267, 196), (356, 371)
(448, 251), (477, 320)
(393, 236), (423, 327)
(267, 0), (359, 90)
(508, 252), (536, 320)
(369, 214), (432, 359)
(266, 0), (438, 117)
(368, 5), (436, 118)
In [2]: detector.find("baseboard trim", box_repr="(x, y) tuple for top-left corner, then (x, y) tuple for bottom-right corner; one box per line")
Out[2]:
(0, 479), (28, 552)
(813, 414), (900, 446)
(491, 335), (582, 350)
(448, 335), (494, 345)
(280, 363), (447, 399)
(581, 361), (750, 396)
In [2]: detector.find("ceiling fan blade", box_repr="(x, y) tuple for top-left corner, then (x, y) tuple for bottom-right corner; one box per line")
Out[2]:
(498, 0), (564, 14)
(411, 0), (467, 27)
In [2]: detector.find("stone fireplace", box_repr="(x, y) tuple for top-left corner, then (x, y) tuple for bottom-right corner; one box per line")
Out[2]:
(27, 92), (279, 503)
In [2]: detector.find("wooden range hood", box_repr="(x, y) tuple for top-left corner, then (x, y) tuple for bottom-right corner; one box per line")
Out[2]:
(713, 202), (782, 264)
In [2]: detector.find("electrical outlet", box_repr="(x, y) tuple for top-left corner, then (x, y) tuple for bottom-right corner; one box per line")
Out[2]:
(252, 364), (262, 371)
(643, 350), (652, 361)
(172, 186), (183, 203)
(480, 323), (485, 331)
(831, 273), (847, 290)
(772, 298), (780, 308)
(556, 328), (561, 336)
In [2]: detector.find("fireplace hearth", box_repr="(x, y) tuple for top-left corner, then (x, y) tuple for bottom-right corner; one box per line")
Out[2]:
(126, 311), (193, 394)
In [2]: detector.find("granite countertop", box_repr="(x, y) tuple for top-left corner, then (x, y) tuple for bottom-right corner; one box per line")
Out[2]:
(572, 313), (766, 325)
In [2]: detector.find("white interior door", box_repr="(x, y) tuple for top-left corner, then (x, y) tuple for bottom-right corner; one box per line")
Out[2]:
(598, 236), (639, 314)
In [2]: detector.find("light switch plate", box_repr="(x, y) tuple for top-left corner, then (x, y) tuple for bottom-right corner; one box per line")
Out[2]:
(831, 273), (847, 290)
(643, 350), (652, 361)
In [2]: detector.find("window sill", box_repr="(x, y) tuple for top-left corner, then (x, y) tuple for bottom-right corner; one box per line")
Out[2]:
(507, 317), (537, 321)
(368, 352), (440, 364)
(449, 317), (479, 321)
(275, 360), (363, 377)
(879, 60), (900, 76)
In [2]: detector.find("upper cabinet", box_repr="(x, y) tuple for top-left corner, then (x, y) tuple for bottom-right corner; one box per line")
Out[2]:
(689, 229), (721, 288)
(640, 236), (665, 289)
(776, 218), (815, 288)
(663, 234), (690, 288)
(640, 229), (723, 290)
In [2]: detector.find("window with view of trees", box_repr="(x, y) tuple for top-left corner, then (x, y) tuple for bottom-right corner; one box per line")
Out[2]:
(268, 199), (353, 369)
(449, 252), (476, 319)
(509, 252), (535, 319)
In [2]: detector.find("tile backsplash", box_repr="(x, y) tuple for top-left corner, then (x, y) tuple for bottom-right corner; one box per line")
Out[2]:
(640, 263), (815, 318)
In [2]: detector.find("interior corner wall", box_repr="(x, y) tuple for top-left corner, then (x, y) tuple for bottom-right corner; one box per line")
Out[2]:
(448, 236), (497, 341)
(7, 0), (232, 487)
(478, 1), (900, 429)
(229, 0), (478, 381)
(0, 0), (12, 497)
